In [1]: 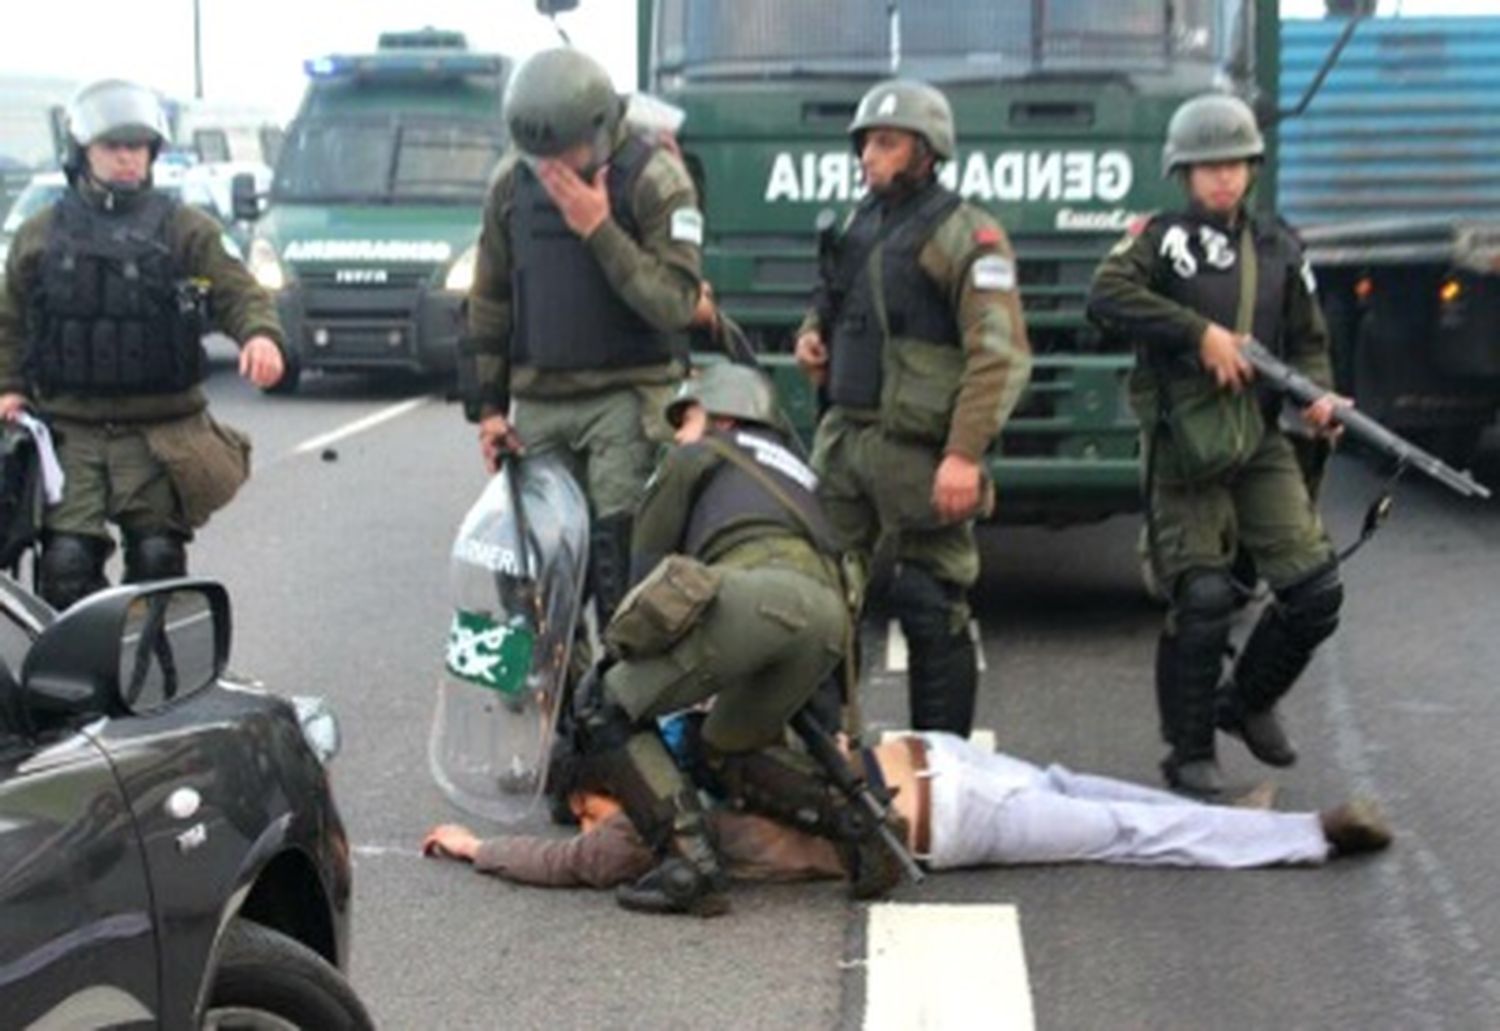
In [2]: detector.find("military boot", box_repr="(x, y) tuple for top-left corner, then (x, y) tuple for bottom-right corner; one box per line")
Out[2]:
(1156, 630), (1226, 799)
(616, 802), (731, 918)
(710, 745), (904, 900)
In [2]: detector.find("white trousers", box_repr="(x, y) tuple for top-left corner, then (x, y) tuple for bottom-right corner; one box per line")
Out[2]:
(921, 732), (1330, 871)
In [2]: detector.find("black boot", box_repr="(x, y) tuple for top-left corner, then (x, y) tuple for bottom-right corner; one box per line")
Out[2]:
(1159, 571), (1235, 798)
(588, 512), (634, 625)
(616, 792), (730, 918)
(1218, 564), (1342, 768)
(890, 565), (977, 736)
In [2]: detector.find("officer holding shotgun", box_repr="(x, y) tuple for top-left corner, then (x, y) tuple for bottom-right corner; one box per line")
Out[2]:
(1087, 93), (1350, 798)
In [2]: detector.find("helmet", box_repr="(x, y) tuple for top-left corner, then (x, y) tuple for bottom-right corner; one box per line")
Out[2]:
(504, 48), (622, 159)
(63, 79), (170, 186)
(1161, 93), (1264, 177)
(665, 363), (779, 429)
(848, 79), (955, 161)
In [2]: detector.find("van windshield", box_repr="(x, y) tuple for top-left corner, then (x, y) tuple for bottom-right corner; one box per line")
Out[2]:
(272, 118), (504, 203)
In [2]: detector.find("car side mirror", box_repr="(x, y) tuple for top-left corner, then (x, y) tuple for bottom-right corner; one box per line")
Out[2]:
(535, 0), (579, 12)
(231, 172), (262, 222)
(21, 580), (230, 726)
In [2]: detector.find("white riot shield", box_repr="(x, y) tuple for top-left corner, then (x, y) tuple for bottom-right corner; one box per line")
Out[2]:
(429, 454), (589, 823)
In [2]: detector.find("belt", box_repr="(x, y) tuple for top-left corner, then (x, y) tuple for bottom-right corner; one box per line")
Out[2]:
(903, 734), (931, 857)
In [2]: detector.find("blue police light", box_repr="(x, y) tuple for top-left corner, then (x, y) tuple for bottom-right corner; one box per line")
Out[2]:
(302, 52), (502, 81)
(305, 57), (340, 78)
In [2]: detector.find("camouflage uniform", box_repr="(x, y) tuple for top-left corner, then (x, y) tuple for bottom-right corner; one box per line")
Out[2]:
(801, 79), (1031, 735)
(1086, 92), (1344, 795)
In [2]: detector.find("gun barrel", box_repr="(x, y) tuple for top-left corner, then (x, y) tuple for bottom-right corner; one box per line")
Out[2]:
(1241, 340), (1491, 500)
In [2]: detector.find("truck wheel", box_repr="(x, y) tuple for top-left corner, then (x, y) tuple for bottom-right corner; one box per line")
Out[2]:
(204, 918), (372, 1031)
(261, 351), (302, 396)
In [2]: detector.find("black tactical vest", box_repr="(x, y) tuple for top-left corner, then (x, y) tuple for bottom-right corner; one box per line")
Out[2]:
(509, 135), (678, 372)
(683, 429), (837, 559)
(1149, 211), (1296, 370)
(26, 189), (206, 396)
(827, 181), (962, 409)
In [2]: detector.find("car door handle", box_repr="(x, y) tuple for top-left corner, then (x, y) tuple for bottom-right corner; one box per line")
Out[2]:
(166, 786), (202, 820)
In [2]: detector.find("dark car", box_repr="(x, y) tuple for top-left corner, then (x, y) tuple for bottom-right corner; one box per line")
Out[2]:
(0, 575), (371, 1029)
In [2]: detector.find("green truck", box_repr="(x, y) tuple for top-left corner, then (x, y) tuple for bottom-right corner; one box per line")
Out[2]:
(234, 29), (509, 393)
(623, 0), (1297, 525)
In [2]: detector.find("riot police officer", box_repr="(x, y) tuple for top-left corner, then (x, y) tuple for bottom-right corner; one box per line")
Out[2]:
(1087, 94), (1347, 797)
(572, 363), (901, 916)
(794, 80), (1032, 736)
(0, 79), (285, 610)
(464, 48), (704, 620)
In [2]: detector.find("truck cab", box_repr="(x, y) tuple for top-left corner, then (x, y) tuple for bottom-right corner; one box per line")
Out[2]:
(243, 29), (509, 393)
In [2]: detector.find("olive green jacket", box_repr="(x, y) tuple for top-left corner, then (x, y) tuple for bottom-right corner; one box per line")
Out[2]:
(800, 197), (1032, 463)
(1087, 210), (1333, 394)
(0, 183), (285, 423)
(631, 435), (835, 588)
(466, 127), (704, 417)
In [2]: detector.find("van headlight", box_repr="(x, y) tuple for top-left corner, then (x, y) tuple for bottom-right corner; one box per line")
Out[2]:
(444, 243), (477, 293)
(249, 238), (287, 292)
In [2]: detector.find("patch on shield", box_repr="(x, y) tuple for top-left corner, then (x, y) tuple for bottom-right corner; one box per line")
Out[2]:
(445, 610), (536, 696)
(971, 254), (1016, 291)
(671, 207), (704, 246)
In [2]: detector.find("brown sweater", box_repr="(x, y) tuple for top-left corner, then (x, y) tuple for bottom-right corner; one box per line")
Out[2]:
(472, 811), (845, 889)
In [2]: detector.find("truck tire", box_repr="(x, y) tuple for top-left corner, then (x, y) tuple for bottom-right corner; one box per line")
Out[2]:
(204, 918), (373, 1030)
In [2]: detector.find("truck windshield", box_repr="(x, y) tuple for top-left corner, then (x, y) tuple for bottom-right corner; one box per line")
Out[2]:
(653, 0), (1249, 84)
(272, 119), (504, 203)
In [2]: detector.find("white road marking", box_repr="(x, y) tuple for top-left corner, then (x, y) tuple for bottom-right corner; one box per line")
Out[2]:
(861, 903), (1034, 1031)
(883, 619), (987, 673)
(353, 844), (426, 860)
(292, 397), (430, 455)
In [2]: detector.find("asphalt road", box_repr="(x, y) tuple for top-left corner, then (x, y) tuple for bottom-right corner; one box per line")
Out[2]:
(189, 351), (1500, 1030)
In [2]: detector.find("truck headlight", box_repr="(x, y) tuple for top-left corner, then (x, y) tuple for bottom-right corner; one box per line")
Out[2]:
(444, 243), (477, 293)
(249, 238), (287, 292)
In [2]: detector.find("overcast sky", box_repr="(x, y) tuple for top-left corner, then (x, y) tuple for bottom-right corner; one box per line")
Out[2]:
(1, 0), (1492, 121)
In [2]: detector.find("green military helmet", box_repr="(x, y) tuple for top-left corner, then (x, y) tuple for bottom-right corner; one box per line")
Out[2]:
(504, 47), (622, 159)
(1161, 93), (1264, 178)
(848, 79), (955, 161)
(665, 363), (779, 429)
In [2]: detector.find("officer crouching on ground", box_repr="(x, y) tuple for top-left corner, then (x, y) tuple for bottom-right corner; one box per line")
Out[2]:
(1087, 94), (1348, 797)
(464, 48), (703, 621)
(0, 79), (285, 609)
(571, 363), (903, 917)
(794, 80), (1031, 736)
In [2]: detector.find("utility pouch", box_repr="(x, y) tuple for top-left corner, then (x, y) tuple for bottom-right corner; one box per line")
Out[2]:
(142, 411), (251, 528)
(605, 554), (723, 659)
(878, 338), (964, 444)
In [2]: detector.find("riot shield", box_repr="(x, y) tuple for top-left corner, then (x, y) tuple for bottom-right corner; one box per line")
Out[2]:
(429, 454), (589, 823)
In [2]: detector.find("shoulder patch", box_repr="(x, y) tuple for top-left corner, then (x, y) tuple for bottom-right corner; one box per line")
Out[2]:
(1127, 214), (1153, 237)
(971, 254), (1016, 292)
(973, 225), (1002, 247)
(670, 207), (704, 246)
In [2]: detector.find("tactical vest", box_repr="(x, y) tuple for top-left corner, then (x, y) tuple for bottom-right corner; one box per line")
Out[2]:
(509, 135), (677, 372)
(683, 429), (837, 559)
(827, 182), (962, 409)
(1148, 211), (1294, 373)
(26, 189), (206, 396)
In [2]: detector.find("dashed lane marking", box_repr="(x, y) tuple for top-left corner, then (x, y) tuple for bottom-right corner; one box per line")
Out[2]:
(291, 396), (431, 456)
(858, 903), (1034, 1030)
(884, 619), (987, 673)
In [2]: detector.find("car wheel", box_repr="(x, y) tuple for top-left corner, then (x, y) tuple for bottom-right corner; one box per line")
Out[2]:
(203, 918), (372, 1031)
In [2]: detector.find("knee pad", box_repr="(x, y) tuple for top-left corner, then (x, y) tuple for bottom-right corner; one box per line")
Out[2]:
(123, 533), (187, 584)
(1274, 562), (1343, 644)
(38, 534), (110, 611)
(1171, 568), (1236, 627)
